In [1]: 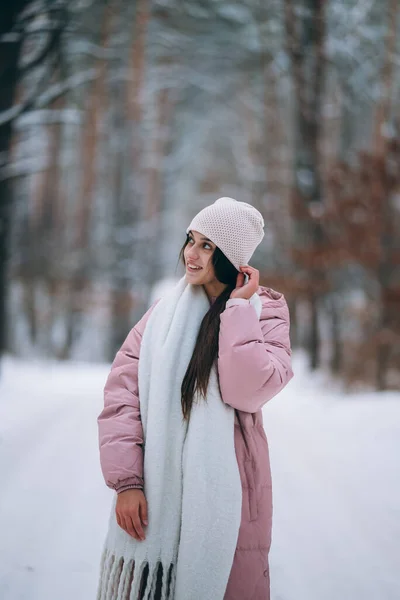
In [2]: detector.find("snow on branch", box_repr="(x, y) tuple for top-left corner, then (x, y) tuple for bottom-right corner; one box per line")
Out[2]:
(0, 67), (96, 127)
(15, 108), (82, 128)
(35, 67), (97, 107)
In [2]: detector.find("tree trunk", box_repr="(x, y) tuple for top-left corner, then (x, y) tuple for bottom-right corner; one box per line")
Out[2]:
(109, 0), (151, 359)
(329, 295), (341, 374)
(284, 0), (327, 370)
(59, 2), (110, 359)
(374, 0), (398, 390)
(0, 24), (22, 357)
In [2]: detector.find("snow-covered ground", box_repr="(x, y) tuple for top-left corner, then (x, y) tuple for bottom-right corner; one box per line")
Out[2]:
(0, 352), (399, 600)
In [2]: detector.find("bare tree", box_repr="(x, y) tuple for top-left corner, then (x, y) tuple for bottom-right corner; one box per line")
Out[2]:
(0, 0), (67, 362)
(283, 0), (327, 370)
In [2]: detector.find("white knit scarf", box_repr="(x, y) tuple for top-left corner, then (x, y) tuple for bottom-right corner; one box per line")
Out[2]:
(97, 276), (262, 600)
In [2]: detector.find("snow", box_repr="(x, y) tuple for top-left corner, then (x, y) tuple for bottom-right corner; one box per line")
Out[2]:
(267, 352), (400, 600)
(0, 359), (112, 599)
(0, 352), (399, 600)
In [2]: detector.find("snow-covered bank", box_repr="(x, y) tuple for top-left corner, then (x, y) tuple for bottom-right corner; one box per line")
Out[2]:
(0, 353), (399, 600)
(0, 358), (113, 600)
(266, 353), (400, 600)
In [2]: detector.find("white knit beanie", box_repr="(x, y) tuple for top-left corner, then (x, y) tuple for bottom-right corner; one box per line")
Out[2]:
(186, 197), (265, 271)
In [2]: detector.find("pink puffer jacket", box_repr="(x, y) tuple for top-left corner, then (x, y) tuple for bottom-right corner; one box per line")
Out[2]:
(98, 285), (293, 600)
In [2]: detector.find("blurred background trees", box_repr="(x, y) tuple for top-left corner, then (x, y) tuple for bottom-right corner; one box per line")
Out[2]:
(1, 0), (399, 389)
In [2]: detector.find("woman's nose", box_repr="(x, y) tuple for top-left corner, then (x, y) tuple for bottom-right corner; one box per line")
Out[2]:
(187, 250), (199, 260)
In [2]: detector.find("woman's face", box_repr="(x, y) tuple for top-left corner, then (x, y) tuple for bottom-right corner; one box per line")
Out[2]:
(184, 230), (217, 285)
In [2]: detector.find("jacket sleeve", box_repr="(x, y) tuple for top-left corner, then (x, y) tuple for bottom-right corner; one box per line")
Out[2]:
(218, 293), (293, 413)
(97, 301), (158, 494)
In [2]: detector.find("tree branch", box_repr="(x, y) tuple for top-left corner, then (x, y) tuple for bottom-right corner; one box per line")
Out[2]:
(0, 66), (97, 127)
(19, 8), (67, 76)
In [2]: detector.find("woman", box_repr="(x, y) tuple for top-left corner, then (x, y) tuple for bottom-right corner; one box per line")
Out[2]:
(97, 197), (293, 600)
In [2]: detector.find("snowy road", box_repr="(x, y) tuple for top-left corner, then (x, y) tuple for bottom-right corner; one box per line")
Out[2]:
(0, 354), (399, 600)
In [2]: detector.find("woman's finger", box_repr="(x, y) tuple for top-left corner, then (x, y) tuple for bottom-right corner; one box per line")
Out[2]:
(140, 497), (148, 526)
(123, 515), (140, 540)
(235, 272), (245, 287)
(240, 265), (258, 274)
(230, 265), (259, 299)
(240, 266), (259, 282)
(116, 510), (122, 529)
(132, 511), (145, 540)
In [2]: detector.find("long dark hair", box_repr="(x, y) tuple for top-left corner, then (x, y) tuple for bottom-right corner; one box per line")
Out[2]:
(177, 233), (239, 421)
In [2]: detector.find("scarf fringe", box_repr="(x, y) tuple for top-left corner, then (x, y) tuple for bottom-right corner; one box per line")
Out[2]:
(97, 548), (175, 600)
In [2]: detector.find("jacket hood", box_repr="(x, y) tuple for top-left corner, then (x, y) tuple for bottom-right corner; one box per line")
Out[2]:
(258, 285), (290, 323)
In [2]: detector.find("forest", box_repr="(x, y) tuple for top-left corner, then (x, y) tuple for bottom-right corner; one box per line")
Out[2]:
(1, 0), (399, 389)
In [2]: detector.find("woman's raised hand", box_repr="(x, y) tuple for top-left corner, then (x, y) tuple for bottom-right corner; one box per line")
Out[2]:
(116, 489), (148, 541)
(230, 265), (259, 300)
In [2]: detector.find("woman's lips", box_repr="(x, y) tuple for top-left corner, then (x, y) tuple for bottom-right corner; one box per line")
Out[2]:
(187, 264), (202, 273)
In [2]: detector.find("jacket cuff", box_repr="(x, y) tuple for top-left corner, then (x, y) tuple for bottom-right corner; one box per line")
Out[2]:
(114, 476), (144, 494)
(116, 483), (144, 494)
(226, 298), (250, 308)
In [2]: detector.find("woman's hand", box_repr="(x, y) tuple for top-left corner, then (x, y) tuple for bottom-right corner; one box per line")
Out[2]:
(116, 488), (148, 541)
(230, 265), (260, 300)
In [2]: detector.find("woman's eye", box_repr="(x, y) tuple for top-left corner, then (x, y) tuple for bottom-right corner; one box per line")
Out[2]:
(188, 237), (211, 250)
